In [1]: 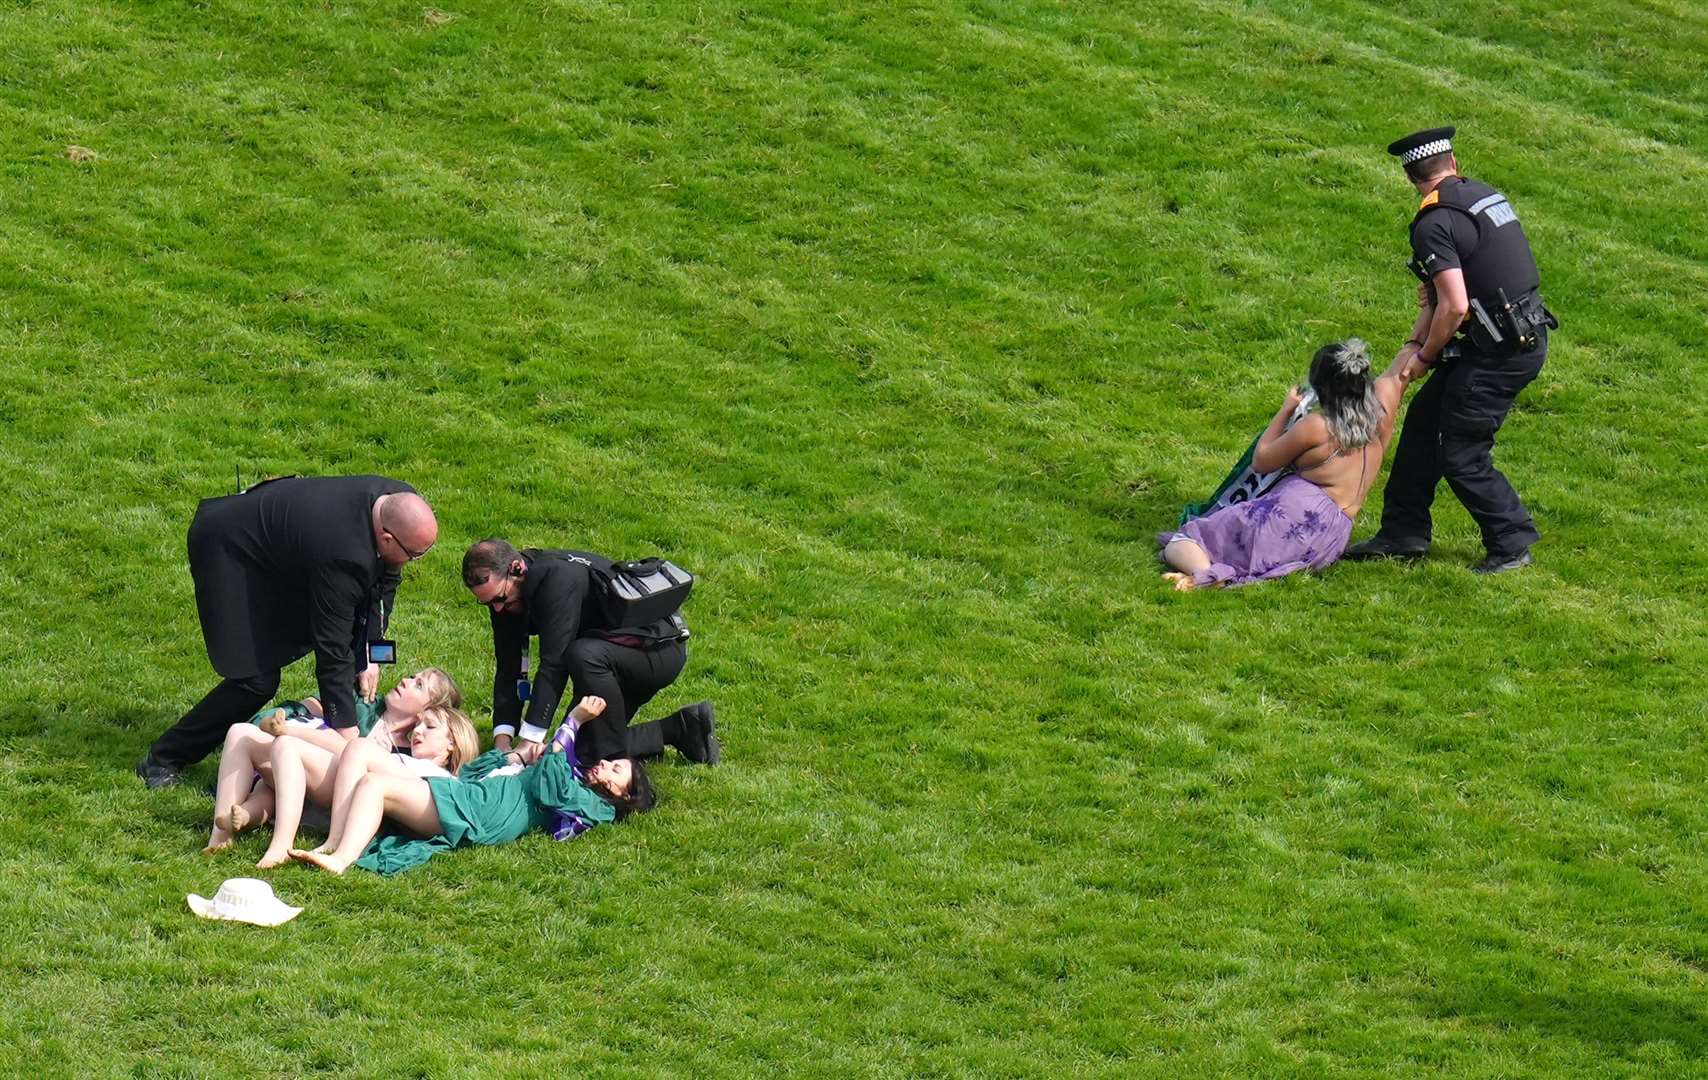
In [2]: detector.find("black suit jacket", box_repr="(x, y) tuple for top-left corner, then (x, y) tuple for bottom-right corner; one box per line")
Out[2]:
(488, 548), (684, 739)
(186, 474), (412, 729)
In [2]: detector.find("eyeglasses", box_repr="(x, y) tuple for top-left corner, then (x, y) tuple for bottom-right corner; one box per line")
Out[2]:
(388, 532), (432, 561)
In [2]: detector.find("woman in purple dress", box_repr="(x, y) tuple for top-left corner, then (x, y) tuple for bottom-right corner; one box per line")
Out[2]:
(1160, 339), (1415, 590)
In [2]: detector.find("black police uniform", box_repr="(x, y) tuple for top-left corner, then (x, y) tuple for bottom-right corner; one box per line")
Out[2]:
(1378, 167), (1555, 560)
(147, 475), (414, 769)
(488, 548), (701, 764)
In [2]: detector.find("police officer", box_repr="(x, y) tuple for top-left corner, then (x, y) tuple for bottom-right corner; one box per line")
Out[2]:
(137, 475), (438, 787)
(1345, 127), (1556, 573)
(462, 538), (717, 767)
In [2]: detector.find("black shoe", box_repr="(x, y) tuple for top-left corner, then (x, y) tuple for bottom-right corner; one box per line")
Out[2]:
(1342, 536), (1429, 561)
(677, 701), (720, 765)
(1472, 550), (1532, 575)
(135, 751), (182, 789)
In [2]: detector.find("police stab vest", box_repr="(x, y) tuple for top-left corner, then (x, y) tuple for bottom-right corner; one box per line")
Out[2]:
(1408, 176), (1540, 306)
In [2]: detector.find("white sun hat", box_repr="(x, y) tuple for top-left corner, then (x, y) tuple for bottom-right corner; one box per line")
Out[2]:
(186, 878), (303, 927)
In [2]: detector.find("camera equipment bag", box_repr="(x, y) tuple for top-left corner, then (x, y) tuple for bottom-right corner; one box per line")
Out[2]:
(593, 557), (694, 626)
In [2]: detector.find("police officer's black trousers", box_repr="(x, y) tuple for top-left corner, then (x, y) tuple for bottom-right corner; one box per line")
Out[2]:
(567, 637), (689, 764)
(150, 669), (283, 769)
(1377, 329), (1547, 557)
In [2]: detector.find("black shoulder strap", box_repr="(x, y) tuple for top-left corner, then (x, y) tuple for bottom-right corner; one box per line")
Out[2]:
(1411, 178), (1491, 264)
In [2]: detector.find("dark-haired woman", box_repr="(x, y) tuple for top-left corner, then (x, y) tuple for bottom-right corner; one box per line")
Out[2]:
(291, 696), (654, 875)
(1160, 339), (1416, 589)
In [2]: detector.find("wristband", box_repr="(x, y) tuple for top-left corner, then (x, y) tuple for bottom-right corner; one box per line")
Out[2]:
(1404, 338), (1425, 350)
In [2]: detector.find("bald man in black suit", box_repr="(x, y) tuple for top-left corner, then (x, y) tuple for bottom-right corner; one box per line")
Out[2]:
(137, 475), (438, 788)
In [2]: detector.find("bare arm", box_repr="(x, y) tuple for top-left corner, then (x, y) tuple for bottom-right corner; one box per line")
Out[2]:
(1372, 375), (1407, 442)
(1394, 271), (1465, 380)
(546, 696), (608, 757)
(1252, 387), (1327, 473)
(1403, 280), (1435, 349)
(1419, 268), (1468, 363)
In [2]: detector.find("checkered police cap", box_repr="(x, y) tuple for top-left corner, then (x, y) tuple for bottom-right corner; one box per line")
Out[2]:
(1387, 126), (1456, 165)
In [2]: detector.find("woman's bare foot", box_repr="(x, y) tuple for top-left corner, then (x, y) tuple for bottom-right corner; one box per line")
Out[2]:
(202, 829), (233, 854)
(259, 709), (289, 737)
(290, 848), (349, 875)
(225, 804), (268, 835)
(255, 850), (291, 870)
(1161, 572), (1198, 592)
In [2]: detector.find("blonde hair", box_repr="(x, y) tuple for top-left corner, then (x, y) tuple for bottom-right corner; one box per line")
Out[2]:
(440, 707), (481, 775)
(414, 667), (463, 710)
(372, 669), (466, 755)
(413, 704), (481, 773)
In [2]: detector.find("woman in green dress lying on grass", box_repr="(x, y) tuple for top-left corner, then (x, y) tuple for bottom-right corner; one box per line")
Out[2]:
(293, 695), (655, 876)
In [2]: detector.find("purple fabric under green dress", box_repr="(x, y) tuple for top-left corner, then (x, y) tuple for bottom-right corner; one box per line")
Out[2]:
(1161, 474), (1353, 587)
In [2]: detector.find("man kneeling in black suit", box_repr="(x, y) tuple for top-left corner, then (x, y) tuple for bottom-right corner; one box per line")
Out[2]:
(462, 539), (718, 768)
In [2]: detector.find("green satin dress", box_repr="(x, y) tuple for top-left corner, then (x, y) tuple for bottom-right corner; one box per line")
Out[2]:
(355, 750), (616, 875)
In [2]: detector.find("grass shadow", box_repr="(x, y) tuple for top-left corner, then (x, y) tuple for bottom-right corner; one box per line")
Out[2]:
(1426, 978), (1708, 1058)
(0, 699), (182, 758)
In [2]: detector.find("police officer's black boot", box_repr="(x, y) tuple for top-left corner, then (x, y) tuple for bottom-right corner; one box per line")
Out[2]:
(1472, 549), (1532, 574)
(1343, 535), (1429, 561)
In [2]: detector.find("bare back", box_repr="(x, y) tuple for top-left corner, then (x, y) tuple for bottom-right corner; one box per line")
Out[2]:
(1291, 375), (1407, 517)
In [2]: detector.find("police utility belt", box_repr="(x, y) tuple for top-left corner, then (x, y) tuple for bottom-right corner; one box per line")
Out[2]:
(1408, 277), (1557, 358)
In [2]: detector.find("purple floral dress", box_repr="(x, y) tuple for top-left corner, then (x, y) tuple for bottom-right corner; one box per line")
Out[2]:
(1160, 475), (1353, 587)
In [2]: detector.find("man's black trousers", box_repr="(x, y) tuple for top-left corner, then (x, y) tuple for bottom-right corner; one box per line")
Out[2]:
(568, 637), (689, 764)
(152, 641), (694, 771)
(150, 670), (283, 768)
(1377, 328), (1547, 558)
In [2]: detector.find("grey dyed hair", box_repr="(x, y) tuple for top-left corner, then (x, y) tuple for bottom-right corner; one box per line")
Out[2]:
(1308, 338), (1384, 449)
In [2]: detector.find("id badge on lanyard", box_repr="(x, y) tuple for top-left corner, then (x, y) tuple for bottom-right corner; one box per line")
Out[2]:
(368, 596), (397, 665)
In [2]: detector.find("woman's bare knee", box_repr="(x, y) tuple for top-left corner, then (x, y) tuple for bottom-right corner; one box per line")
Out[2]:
(1164, 538), (1210, 573)
(341, 738), (383, 764)
(225, 724), (267, 750)
(270, 738), (307, 766)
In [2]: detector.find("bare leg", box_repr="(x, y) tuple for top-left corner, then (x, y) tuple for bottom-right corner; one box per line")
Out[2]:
(320, 740), (389, 854)
(293, 774), (441, 875)
(318, 744), (433, 853)
(208, 725), (273, 850)
(1162, 538), (1214, 591)
(257, 740), (336, 869)
(1163, 537), (1211, 575)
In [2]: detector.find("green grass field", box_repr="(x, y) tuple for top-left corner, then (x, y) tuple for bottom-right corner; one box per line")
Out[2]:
(3, 0), (1706, 1075)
